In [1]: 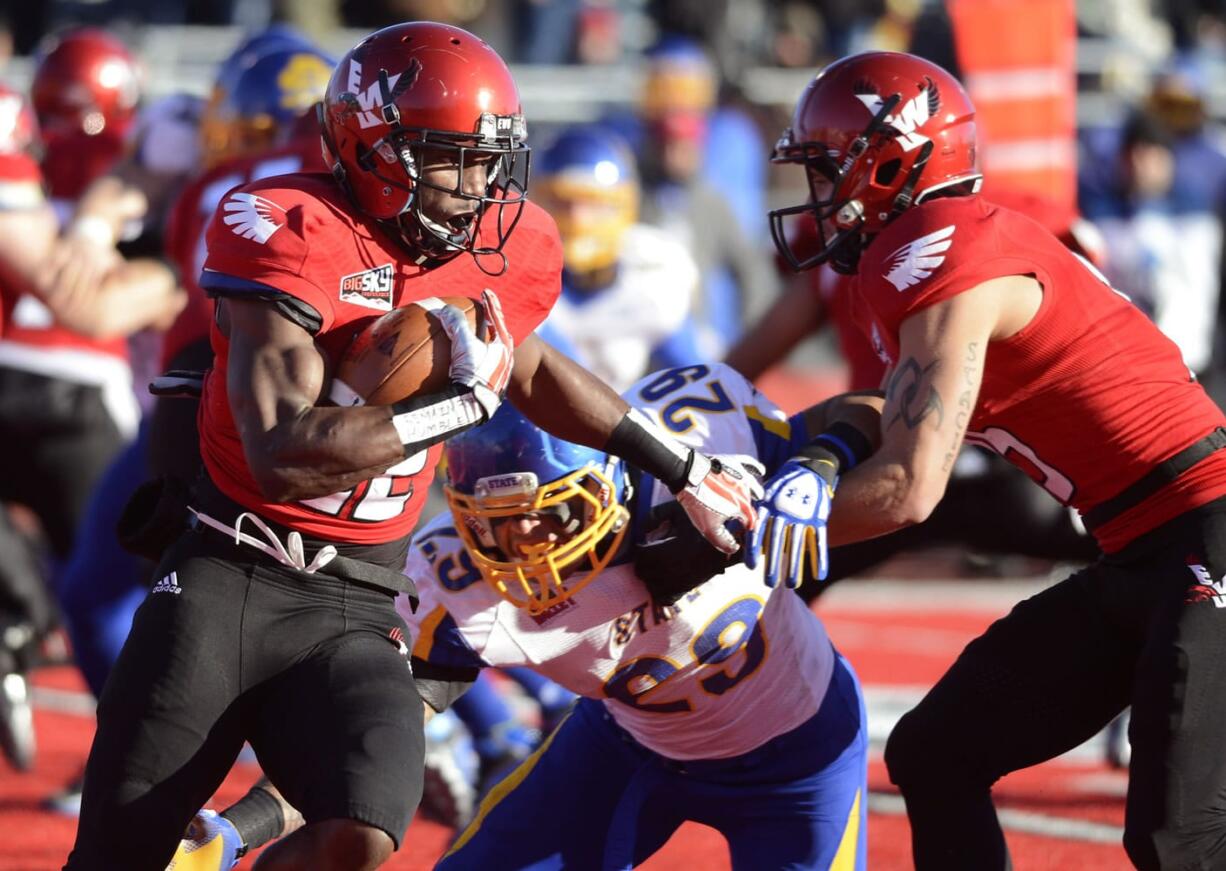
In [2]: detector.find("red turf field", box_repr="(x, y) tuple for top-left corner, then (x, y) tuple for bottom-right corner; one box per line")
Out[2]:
(0, 572), (1131, 870)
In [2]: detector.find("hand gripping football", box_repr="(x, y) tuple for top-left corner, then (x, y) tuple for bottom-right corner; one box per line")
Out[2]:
(330, 296), (479, 406)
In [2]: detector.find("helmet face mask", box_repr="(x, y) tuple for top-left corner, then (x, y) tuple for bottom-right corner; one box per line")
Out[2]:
(769, 52), (982, 274)
(444, 404), (630, 614)
(321, 23), (530, 267)
(447, 463), (628, 613)
(372, 125), (530, 263)
(533, 125), (638, 281)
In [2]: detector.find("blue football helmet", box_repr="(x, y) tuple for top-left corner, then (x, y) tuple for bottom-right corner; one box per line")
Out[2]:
(200, 45), (334, 166)
(533, 125), (638, 276)
(200, 26), (327, 166)
(444, 403), (629, 613)
(216, 23), (315, 105)
(641, 35), (716, 120)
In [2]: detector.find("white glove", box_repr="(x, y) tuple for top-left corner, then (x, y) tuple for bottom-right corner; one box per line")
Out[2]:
(434, 288), (515, 420)
(675, 452), (764, 554)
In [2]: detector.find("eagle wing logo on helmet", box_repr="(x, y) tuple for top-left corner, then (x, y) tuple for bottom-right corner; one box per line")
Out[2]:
(883, 224), (954, 291)
(339, 57), (423, 129)
(222, 192), (285, 244)
(855, 77), (941, 153)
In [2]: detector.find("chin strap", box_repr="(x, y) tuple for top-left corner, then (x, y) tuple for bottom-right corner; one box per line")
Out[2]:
(889, 139), (935, 219)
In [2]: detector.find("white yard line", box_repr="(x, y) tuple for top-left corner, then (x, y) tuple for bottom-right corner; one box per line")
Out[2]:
(31, 685), (95, 717)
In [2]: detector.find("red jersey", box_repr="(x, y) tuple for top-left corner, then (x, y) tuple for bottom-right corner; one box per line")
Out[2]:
(0, 151), (131, 397)
(853, 195), (1226, 553)
(199, 172), (562, 545)
(162, 141), (324, 367)
(784, 219), (887, 391)
(815, 265), (887, 391)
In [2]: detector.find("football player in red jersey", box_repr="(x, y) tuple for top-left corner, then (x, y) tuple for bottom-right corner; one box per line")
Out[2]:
(65, 23), (762, 871)
(31, 28), (142, 203)
(0, 32), (183, 562)
(745, 51), (1226, 870)
(726, 187), (1101, 599)
(153, 43), (335, 482)
(0, 72), (181, 785)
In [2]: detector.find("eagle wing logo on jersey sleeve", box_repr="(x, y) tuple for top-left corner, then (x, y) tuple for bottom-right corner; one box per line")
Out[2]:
(883, 224), (955, 292)
(222, 192), (285, 244)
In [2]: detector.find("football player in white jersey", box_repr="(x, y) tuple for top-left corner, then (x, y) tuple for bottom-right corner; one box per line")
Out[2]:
(533, 125), (707, 392)
(165, 365), (881, 869)
(409, 363), (878, 870)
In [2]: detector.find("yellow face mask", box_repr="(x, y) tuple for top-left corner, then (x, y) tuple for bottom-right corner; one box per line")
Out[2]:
(446, 462), (629, 614)
(533, 175), (638, 275)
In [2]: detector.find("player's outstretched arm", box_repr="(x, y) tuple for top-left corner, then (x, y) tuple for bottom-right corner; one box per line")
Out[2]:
(743, 389), (883, 588)
(825, 274), (1037, 546)
(509, 335), (761, 553)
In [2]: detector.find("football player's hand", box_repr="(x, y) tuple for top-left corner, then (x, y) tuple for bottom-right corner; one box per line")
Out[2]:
(38, 232), (120, 313)
(436, 289), (514, 420)
(745, 460), (835, 589)
(165, 809), (243, 870)
(635, 501), (739, 606)
(676, 452), (764, 555)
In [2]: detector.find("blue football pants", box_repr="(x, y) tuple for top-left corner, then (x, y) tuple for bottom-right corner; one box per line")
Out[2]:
(439, 652), (867, 871)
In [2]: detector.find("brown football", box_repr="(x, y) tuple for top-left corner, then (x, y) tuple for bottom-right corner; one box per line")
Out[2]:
(332, 296), (480, 406)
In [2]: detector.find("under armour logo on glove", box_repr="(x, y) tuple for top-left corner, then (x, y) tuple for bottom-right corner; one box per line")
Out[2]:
(434, 289), (515, 420)
(745, 460), (834, 589)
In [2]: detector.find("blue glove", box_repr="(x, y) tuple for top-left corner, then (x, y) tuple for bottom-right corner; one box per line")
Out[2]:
(745, 460), (835, 589)
(166, 809), (244, 870)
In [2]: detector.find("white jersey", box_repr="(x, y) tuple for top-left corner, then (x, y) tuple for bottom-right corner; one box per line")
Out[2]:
(400, 364), (834, 761)
(541, 224), (698, 391)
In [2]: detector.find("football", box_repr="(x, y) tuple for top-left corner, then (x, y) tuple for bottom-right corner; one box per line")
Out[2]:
(331, 296), (480, 406)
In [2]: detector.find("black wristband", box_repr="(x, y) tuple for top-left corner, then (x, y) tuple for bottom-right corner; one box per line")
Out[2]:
(606, 409), (691, 492)
(221, 783), (285, 855)
(811, 421), (874, 471)
(792, 443), (842, 488)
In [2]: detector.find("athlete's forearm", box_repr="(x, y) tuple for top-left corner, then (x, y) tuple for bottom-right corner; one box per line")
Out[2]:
(799, 391), (885, 448)
(238, 400), (407, 502)
(509, 338), (703, 492)
(70, 259), (185, 339)
(509, 335), (630, 447)
(826, 452), (928, 545)
(724, 281), (824, 381)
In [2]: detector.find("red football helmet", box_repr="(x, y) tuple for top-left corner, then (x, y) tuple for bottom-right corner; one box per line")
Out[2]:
(320, 22), (529, 264)
(0, 84), (37, 155)
(32, 28), (141, 143)
(770, 51), (981, 273)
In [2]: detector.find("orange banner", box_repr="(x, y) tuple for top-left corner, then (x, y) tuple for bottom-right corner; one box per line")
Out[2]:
(948, 0), (1078, 211)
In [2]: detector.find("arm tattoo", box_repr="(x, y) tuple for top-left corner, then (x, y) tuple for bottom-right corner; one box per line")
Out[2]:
(885, 357), (944, 431)
(942, 341), (980, 472)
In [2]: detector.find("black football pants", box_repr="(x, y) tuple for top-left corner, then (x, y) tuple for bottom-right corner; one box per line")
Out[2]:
(64, 528), (425, 870)
(884, 501), (1226, 870)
